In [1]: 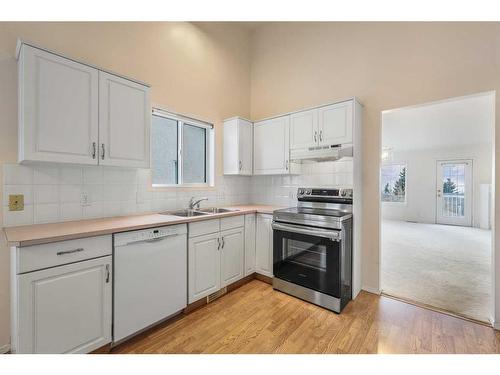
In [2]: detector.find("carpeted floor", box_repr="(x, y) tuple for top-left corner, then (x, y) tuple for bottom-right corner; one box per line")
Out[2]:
(381, 219), (492, 322)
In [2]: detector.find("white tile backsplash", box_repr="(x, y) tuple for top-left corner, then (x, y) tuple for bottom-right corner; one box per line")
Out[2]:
(33, 185), (59, 204)
(3, 158), (352, 226)
(3, 164), (33, 185)
(34, 204), (60, 224)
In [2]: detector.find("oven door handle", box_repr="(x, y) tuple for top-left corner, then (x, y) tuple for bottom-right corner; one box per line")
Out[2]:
(272, 222), (340, 241)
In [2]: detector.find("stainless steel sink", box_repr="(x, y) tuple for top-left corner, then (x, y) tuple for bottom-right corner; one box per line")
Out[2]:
(198, 207), (240, 214)
(160, 209), (210, 217)
(160, 207), (239, 217)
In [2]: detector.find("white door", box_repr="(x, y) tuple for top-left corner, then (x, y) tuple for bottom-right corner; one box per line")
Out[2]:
(19, 44), (99, 165)
(188, 232), (221, 303)
(290, 109), (318, 150)
(244, 214), (256, 276)
(256, 214), (273, 277)
(220, 227), (245, 287)
(17, 256), (112, 353)
(254, 116), (290, 175)
(98, 71), (151, 168)
(239, 119), (253, 175)
(318, 101), (353, 145)
(436, 160), (473, 226)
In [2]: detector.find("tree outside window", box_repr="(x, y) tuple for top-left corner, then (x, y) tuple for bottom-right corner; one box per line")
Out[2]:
(381, 164), (406, 203)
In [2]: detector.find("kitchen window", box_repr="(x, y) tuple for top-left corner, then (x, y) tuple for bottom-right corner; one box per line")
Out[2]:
(380, 163), (407, 203)
(151, 109), (214, 187)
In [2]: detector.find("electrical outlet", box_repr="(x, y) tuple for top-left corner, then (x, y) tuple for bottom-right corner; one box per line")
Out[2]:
(9, 194), (24, 211)
(80, 191), (90, 207)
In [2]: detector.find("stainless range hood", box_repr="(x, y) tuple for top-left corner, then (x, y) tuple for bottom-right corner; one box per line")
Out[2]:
(290, 143), (353, 162)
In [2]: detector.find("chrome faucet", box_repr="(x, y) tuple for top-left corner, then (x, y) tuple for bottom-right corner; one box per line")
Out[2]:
(188, 196), (208, 210)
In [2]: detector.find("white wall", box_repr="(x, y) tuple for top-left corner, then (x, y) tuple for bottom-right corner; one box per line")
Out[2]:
(382, 143), (492, 228)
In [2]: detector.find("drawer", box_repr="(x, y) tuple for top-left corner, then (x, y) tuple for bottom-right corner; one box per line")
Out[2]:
(16, 235), (112, 274)
(220, 215), (245, 231)
(189, 219), (220, 238)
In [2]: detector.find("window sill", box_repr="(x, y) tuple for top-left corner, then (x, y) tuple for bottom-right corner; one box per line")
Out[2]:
(151, 184), (215, 191)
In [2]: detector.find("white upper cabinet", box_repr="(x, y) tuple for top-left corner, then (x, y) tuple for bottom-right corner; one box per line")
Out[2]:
(18, 44), (99, 165)
(318, 101), (353, 146)
(290, 100), (354, 151)
(17, 42), (150, 168)
(253, 115), (291, 175)
(223, 117), (253, 175)
(290, 109), (318, 150)
(98, 71), (151, 168)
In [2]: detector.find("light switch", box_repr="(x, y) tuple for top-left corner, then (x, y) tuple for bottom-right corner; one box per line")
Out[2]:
(9, 194), (24, 211)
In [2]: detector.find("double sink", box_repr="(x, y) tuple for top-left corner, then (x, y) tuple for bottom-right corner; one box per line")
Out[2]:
(161, 207), (239, 218)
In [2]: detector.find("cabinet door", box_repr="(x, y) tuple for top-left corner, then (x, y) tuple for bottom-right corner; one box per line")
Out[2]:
(16, 256), (112, 353)
(188, 232), (221, 303)
(253, 116), (290, 175)
(223, 119), (239, 175)
(19, 44), (99, 165)
(290, 109), (318, 150)
(244, 214), (256, 276)
(318, 101), (353, 145)
(238, 119), (253, 175)
(98, 71), (151, 168)
(256, 214), (273, 277)
(220, 227), (245, 287)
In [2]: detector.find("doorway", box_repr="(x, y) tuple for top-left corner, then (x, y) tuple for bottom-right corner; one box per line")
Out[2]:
(436, 160), (472, 226)
(380, 92), (494, 323)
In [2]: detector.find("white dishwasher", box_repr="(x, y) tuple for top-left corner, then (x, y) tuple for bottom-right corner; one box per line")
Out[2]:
(113, 224), (187, 343)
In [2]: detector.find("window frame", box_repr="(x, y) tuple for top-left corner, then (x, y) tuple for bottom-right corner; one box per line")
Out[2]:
(380, 162), (408, 205)
(151, 108), (214, 188)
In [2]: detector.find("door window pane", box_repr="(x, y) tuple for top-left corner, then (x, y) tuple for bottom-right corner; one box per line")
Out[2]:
(442, 163), (466, 217)
(152, 115), (178, 185)
(182, 124), (206, 184)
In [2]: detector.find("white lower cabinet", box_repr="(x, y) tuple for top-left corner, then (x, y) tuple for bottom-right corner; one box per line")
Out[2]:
(220, 227), (245, 287)
(244, 214), (256, 276)
(256, 214), (273, 277)
(188, 232), (221, 303)
(15, 256), (112, 353)
(188, 216), (245, 304)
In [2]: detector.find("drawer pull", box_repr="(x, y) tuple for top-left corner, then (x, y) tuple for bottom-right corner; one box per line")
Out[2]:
(105, 264), (110, 283)
(56, 248), (84, 256)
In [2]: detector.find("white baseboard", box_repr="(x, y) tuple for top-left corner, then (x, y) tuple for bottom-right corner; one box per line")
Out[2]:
(0, 343), (10, 354)
(362, 286), (381, 295)
(494, 321), (500, 331)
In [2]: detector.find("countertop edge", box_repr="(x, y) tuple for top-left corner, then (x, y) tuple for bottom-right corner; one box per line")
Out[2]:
(4, 206), (279, 248)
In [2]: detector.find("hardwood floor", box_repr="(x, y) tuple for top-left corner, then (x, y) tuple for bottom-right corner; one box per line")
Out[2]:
(112, 280), (500, 354)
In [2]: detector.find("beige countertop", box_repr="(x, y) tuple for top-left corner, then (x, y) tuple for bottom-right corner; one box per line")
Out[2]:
(3, 205), (281, 247)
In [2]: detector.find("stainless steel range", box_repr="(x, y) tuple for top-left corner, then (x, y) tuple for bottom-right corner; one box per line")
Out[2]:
(272, 187), (353, 313)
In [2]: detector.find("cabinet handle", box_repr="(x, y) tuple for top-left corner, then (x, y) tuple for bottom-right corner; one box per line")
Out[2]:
(319, 130), (323, 142)
(56, 247), (84, 256)
(222, 237), (225, 249)
(105, 264), (110, 283)
(314, 131), (317, 143)
(239, 160), (242, 171)
(217, 237), (221, 251)
(92, 142), (96, 159)
(101, 144), (105, 160)
(286, 160), (289, 171)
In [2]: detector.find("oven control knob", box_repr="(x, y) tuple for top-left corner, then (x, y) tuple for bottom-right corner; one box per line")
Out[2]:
(341, 190), (347, 197)
(298, 188), (304, 195)
(305, 189), (311, 195)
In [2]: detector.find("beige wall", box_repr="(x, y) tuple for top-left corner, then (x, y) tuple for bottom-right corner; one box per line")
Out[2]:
(250, 22), (500, 325)
(0, 22), (252, 349)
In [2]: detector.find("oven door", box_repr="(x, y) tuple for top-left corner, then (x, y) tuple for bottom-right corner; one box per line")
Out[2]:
(272, 222), (341, 298)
